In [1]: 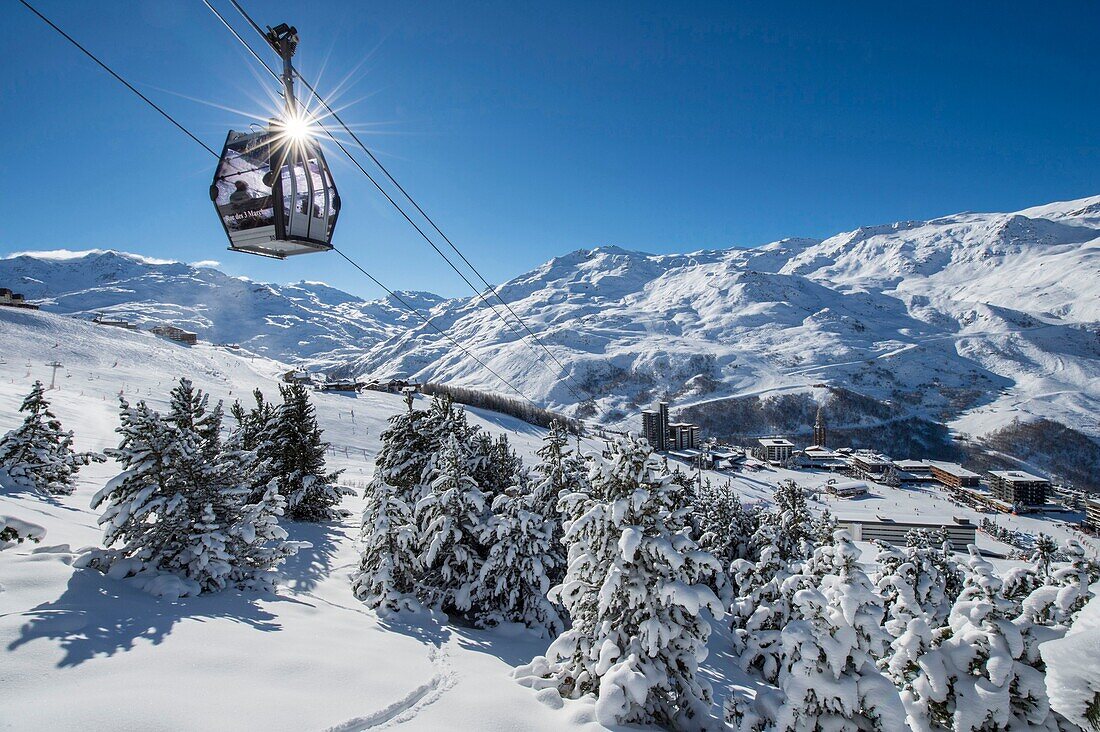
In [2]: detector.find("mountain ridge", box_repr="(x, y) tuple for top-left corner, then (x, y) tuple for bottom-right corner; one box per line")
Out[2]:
(2, 195), (1098, 448)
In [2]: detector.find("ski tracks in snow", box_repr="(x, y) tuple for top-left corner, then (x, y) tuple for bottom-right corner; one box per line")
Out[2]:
(323, 639), (456, 731)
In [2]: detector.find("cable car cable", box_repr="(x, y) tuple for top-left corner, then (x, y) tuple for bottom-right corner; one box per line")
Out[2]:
(15, 0), (218, 158)
(208, 0), (588, 404)
(222, 0), (606, 413)
(20, 0), (606, 440)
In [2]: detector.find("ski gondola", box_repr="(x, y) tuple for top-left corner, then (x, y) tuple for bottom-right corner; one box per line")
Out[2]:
(209, 23), (339, 258)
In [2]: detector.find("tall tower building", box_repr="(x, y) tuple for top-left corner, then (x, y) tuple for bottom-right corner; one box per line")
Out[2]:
(813, 405), (827, 447)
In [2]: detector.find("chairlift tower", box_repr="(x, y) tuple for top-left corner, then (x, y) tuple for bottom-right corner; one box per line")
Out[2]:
(45, 361), (63, 390)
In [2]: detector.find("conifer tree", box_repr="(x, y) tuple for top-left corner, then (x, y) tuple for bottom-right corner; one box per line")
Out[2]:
(753, 479), (815, 563)
(0, 381), (103, 495)
(85, 381), (298, 597)
(475, 476), (562, 635)
(530, 421), (590, 589)
(730, 531), (905, 732)
(373, 405), (434, 502)
(352, 474), (420, 612)
(516, 435), (722, 729)
(270, 383), (351, 521)
(415, 433), (487, 614)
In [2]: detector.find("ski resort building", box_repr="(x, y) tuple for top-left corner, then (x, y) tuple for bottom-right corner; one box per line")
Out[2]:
(927, 461), (981, 490)
(0, 288), (40, 310)
(988, 470), (1051, 507)
(850, 450), (892, 480)
(641, 402), (701, 452)
(892, 459), (937, 483)
(758, 437), (795, 464)
(838, 515), (976, 551)
(150, 325), (198, 345)
(827, 480), (869, 498)
(92, 314), (139, 330)
(797, 445), (848, 470)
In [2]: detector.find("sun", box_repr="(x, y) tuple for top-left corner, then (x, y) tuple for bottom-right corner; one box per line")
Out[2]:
(278, 110), (314, 143)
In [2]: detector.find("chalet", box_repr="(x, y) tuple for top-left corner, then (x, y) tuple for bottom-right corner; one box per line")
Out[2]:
(0, 288), (40, 310)
(364, 378), (423, 395)
(318, 380), (364, 393)
(150, 325), (197, 345)
(927, 461), (981, 490)
(838, 515), (976, 551)
(758, 437), (795, 464)
(988, 470), (1051, 507)
(282, 369), (315, 385)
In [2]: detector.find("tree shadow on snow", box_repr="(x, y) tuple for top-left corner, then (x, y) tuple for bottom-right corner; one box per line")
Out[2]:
(278, 519), (353, 592)
(7, 568), (286, 667)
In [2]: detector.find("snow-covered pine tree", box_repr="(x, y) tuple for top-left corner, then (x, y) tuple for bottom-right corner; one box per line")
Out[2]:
(352, 473), (420, 612)
(373, 405), (434, 502)
(729, 544), (803, 684)
(693, 478), (758, 568)
(516, 435), (722, 729)
(1032, 533), (1059, 582)
(731, 530), (905, 732)
(269, 383), (351, 521)
(754, 479), (815, 564)
(414, 433), (487, 615)
(530, 420), (588, 548)
(85, 383), (298, 597)
(899, 546), (1031, 732)
(228, 389), (279, 501)
(0, 381), (103, 495)
(1052, 539), (1099, 624)
(474, 474), (562, 635)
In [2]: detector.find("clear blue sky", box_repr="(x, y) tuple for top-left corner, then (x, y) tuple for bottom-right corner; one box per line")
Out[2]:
(2, 1), (1097, 298)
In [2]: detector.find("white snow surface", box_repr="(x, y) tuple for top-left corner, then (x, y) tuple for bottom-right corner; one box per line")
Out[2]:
(1, 308), (1096, 729)
(3, 195), (1098, 442)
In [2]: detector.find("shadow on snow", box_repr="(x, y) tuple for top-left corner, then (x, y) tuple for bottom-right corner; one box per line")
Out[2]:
(7, 567), (295, 667)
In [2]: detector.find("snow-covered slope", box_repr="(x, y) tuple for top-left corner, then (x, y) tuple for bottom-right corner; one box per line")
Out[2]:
(2, 307), (1095, 730)
(0, 249), (443, 364)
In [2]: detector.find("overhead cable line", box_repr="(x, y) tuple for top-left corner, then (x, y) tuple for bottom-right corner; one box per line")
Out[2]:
(15, 0), (218, 157)
(15, 0), (560, 419)
(222, 0), (601, 410)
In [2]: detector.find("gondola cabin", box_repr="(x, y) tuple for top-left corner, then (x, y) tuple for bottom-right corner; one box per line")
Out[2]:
(210, 125), (339, 258)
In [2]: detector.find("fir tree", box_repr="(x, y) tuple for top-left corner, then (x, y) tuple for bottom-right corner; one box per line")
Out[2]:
(475, 477), (563, 635)
(754, 479), (815, 564)
(516, 435), (722, 729)
(731, 531), (905, 732)
(0, 381), (103, 495)
(270, 383), (351, 521)
(352, 474), (420, 612)
(85, 382), (298, 596)
(415, 433), (487, 614)
(530, 420), (589, 586)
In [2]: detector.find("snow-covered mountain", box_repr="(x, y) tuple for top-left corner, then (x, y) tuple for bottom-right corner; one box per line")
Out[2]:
(340, 195), (1100, 443)
(4, 195), (1099, 451)
(0, 249), (443, 365)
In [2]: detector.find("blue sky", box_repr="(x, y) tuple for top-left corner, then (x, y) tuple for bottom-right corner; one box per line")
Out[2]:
(1, 1), (1097, 298)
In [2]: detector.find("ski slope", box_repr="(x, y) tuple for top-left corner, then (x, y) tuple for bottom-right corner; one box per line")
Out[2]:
(0, 307), (1094, 730)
